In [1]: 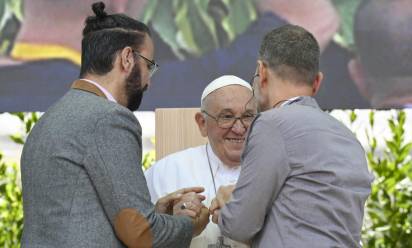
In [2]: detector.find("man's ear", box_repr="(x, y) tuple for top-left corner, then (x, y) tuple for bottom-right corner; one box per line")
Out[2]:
(120, 46), (135, 73)
(258, 60), (269, 89)
(195, 112), (208, 137)
(348, 58), (369, 99)
(311, 72), (324, 96)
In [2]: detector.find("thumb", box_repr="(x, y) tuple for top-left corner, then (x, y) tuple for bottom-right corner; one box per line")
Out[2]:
(212, 210), (220, 224)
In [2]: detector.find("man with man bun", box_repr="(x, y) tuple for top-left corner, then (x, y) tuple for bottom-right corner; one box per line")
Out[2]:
(20, 2), (209, 247)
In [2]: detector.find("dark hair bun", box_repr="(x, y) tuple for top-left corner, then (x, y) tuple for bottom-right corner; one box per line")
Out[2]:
(92, 2), (107, 19)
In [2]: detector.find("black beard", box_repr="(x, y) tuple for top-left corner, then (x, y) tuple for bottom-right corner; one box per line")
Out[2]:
(125, 64), (147, 111)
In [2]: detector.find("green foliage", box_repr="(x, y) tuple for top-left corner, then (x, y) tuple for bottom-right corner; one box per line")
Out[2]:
(0, 112), (155, 246)
(142, 150), (155, 171)
(0, 0), (370, 58)
(142, 0), (256, 59)
(0, 0), (23, 55)
(9, 112), (39, 144)
(0, 112), (38, 246)
(3, 0), (23, 22)
(362, 110), (412, 247)
(349, 110), (357, 124)
(0, 153), (23, 248)
(0, 0), (256, 58)
(332, 0), (361, 50)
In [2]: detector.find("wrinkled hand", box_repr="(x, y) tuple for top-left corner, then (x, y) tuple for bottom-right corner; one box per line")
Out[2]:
(173, 192), (206, 218)
(209, 185), (235, 224)
(192, 206), (210, 237)
(155, 187), (205, 215)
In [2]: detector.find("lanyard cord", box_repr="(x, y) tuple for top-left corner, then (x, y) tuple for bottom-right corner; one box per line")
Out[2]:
(205, 143), (217, 195)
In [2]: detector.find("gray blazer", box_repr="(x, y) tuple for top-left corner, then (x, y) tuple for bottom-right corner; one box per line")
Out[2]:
(20, 87), (192, 247)
(218, 96), (373, 248)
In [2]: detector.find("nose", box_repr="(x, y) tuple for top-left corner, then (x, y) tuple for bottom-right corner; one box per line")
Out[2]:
(231, 119), (246, 134)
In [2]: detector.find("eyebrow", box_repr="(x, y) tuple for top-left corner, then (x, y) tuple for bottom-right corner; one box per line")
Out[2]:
(219, 108), (234, 113)
(244, 108), (256, 113)
(218, 109), (256, 115)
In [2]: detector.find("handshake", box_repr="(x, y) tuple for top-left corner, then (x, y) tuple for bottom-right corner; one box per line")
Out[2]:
(154, 185), (235, 237)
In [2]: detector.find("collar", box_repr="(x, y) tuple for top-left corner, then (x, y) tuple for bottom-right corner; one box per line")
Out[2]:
(293, 96), (320, 109)
(11, 42), (81, 66)
(277, 96), (320, 109)
(79, 79), (117, 103)
(280, 96), (302, 107)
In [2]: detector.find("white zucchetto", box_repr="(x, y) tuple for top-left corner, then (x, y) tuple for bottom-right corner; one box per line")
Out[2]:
(201, 75), (252, 104)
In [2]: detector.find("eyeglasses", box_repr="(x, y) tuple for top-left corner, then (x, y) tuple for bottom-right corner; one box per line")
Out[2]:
(202, 110), (256, 129)
(133, 50), (159, 77)
(249, 73), (259, 98)
(250, 73), (259, 86)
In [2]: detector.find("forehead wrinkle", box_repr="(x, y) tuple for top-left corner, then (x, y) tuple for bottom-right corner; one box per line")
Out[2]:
(207, 87), (254, 114)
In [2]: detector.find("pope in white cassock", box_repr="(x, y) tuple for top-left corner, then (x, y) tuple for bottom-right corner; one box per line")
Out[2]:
(145, 75), (257, 248)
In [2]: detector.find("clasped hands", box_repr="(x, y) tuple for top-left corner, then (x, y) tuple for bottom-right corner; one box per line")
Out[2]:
(154, 185), (235, 237)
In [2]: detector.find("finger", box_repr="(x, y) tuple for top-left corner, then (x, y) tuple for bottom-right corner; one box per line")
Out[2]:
(184, 201), (203, 216)
(188, 197), (204, 207)
(167, 195), (183, 204)
(209, 199), (219, 214)
(166, 187), (204, 204)
(216, 190), (231, 206)
(178, 186), (205, 194)
(212, 216), (218, 224)
(162, 191), (183, 203)
(182, 209), (198, 218)
(209, 199), (216, 214)
(212, 210), (220, 224)
(190, 204), (202, 217)
(180, 193), (206, 204)
(178, 197), (200, 206)
(216, 196), (227, 207)
(196, 194), (206, 202)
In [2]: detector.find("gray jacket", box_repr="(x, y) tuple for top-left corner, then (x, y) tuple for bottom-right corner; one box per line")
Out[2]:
(21, 87), (192, 247)
(219, 96), (373, 248)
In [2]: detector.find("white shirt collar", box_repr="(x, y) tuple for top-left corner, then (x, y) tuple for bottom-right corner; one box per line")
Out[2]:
(280, 96), (302, 107)
(80, 78), (117, 103)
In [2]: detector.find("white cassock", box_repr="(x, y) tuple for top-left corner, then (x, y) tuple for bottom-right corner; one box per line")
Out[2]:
(145, 144), (249, 248)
